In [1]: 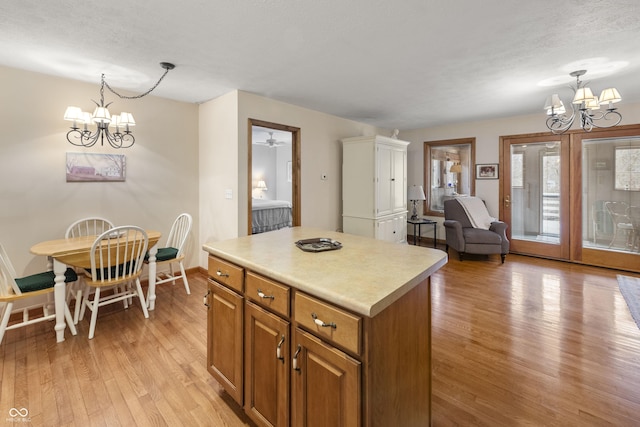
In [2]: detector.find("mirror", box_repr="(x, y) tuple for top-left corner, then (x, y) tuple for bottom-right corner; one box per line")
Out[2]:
(424, 138), (475, 215)
(248, 119), (301, 234)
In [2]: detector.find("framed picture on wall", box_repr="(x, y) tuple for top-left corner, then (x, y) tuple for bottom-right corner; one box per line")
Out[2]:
(476, 163), (499, 180)
(66, 152), (126, 182)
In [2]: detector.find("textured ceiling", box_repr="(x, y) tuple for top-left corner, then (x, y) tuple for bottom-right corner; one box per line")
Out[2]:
(1, 0), (640, 130)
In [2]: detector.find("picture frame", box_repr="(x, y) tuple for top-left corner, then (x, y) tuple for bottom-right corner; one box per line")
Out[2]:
(476, 163), (499, 180)
(66, 152), (126, 182)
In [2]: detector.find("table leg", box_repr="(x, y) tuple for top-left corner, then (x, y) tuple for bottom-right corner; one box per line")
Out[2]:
(433, 222), (437, 249)
(53, 259), (78, 342)
(147, 242), (158, 310)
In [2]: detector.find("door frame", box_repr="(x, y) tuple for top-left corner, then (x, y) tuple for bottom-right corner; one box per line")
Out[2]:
(247, 119), (301, 235)
(571, 125), (640, 271)
(499, 132), (571, 260)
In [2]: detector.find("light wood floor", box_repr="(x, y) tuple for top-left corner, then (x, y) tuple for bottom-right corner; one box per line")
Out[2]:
(1, 253), (639, 426)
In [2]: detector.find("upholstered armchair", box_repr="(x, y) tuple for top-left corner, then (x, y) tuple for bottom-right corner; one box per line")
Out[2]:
(443, 198), (509, 263)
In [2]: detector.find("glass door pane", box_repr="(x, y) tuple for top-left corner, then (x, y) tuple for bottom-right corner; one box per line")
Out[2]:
(510, 142), (560, 244)
(582, 136), (640, 252)
(502, 134), (569, 259)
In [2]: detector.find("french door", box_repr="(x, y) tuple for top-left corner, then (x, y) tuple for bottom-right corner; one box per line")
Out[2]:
(500, 134), (571, 260)
(501, 125), (640, 272)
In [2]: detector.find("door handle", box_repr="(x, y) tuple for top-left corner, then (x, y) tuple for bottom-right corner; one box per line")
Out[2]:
(505, 195), (510, 208)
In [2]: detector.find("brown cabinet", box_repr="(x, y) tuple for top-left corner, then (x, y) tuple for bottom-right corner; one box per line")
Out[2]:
(244, 301), (290, 427)
(291, 328), (361, 427)
(206, 254), (432, 427)
(206, 266), (244, 406)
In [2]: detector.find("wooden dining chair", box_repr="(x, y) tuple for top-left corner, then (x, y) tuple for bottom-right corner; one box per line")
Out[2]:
(145, 213), (192, 296)
(65, 217), (115, 324)
(0, 243), (78, 344)
(80, 226), (149, 339)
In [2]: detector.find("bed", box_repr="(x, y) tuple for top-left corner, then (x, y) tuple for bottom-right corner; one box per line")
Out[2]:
(252, 198), (293, 234)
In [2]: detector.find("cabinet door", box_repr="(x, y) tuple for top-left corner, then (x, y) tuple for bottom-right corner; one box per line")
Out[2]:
(292, 328), (361, 427)
(244, 301), (290, 427)
(207, 279), (244, 405)
(376, 144), (394, 216)
(391, 147), (407, 212)
(376, 214), (407, 243)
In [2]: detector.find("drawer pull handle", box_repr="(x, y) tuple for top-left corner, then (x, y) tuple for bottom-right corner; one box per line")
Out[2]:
(216, 269), (229, 278)
(257, 289), (275, 300)
(293, 344), (302, 372)
(276, 335), (285, 362)
(311, 313), (337, 329)
(203, 289), (211, 308)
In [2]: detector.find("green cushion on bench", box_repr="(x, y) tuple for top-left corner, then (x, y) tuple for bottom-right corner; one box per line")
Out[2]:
(145, 247), (178, 262)
(15, 268), (78, 293)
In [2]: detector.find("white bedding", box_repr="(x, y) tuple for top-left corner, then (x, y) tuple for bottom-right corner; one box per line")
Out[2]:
(252, 198), (292, 211)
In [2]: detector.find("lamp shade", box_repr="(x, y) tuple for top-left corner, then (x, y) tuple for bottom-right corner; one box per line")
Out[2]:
(92, 106), (111, 124)
(408, 185), (426, 201)
(572, 87), (595, 104)
(598, 88), (622, 105)
(257, 180), (268, 190)
(64, 106), (82, 121)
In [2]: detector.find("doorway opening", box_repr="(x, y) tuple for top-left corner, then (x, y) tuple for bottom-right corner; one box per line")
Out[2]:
(248, 119), (301, 235)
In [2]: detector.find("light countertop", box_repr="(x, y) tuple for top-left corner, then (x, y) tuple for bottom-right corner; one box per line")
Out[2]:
(202, 227), (447, 317)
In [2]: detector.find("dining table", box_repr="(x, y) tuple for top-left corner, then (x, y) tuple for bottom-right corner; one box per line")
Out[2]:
(30, 229), (161, 343)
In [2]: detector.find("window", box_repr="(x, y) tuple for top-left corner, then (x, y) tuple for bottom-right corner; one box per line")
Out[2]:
(423, 138), (475, 215)
(615, 146), (640, 191)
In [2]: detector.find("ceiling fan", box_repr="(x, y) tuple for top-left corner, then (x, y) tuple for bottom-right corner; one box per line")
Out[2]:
(254, 131), (286, 148)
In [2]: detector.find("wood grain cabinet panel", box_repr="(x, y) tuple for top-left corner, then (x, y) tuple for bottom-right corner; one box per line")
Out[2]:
(291, 328), (361, 427)
(206, 278), (244, 406)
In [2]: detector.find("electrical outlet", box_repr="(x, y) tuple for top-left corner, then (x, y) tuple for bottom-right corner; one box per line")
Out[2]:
(224, 189), (233, 199)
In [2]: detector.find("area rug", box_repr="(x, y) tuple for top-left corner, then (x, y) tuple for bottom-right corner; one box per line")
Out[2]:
(617, 275), (640, 328)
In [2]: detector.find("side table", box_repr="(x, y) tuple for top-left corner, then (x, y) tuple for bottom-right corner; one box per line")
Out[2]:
(407, 218), (437, 248)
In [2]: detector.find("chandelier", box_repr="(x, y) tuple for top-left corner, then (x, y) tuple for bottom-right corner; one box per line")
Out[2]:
(544, 70), (622, 135)
(64, 62), (175, 148)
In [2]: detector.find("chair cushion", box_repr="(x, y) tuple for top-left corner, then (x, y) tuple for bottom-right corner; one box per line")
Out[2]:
(15, 268), (78, 293)
(86, 262), (134, 280)
(462, 228), (502, 245)
(145, 247), (178, 262)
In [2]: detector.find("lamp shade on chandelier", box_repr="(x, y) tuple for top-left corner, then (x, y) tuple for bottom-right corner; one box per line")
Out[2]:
(64, 62), (175, 148)
(545, 70), (622, 135)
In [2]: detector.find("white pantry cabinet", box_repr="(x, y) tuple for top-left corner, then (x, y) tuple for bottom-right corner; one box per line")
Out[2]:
(342, 135), (409, 243)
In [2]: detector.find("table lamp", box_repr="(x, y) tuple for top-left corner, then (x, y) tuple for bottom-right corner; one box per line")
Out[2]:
(408, 185), (426, 220)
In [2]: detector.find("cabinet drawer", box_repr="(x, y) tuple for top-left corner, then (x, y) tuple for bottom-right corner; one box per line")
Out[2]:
(294, 292), (362, 355)
(246, 271), (290, 318)
(208, 256), (244, 293)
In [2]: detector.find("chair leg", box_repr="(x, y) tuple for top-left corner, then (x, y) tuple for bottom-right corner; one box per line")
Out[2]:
(88, 287), (101, 339)
(0, 302), (14, 345)
(73, 287), (83, 325)
(64, 303), (77, 336)
(135, 278), (149, 319)
(501, 254), (506, 264)
(179, 262), (190, 295)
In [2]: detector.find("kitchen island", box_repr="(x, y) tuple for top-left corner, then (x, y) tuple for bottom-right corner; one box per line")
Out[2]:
(203, 227), (447, 427)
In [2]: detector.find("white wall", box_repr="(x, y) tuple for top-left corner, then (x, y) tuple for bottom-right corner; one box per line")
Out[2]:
(197, 90), (382, 267)
(198, 90), (240, 268)
(0, 66), (200, 275)
(401, 102), (640, 240)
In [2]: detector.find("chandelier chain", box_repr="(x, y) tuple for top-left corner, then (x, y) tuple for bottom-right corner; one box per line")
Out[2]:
(102, 66), (171, 100)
